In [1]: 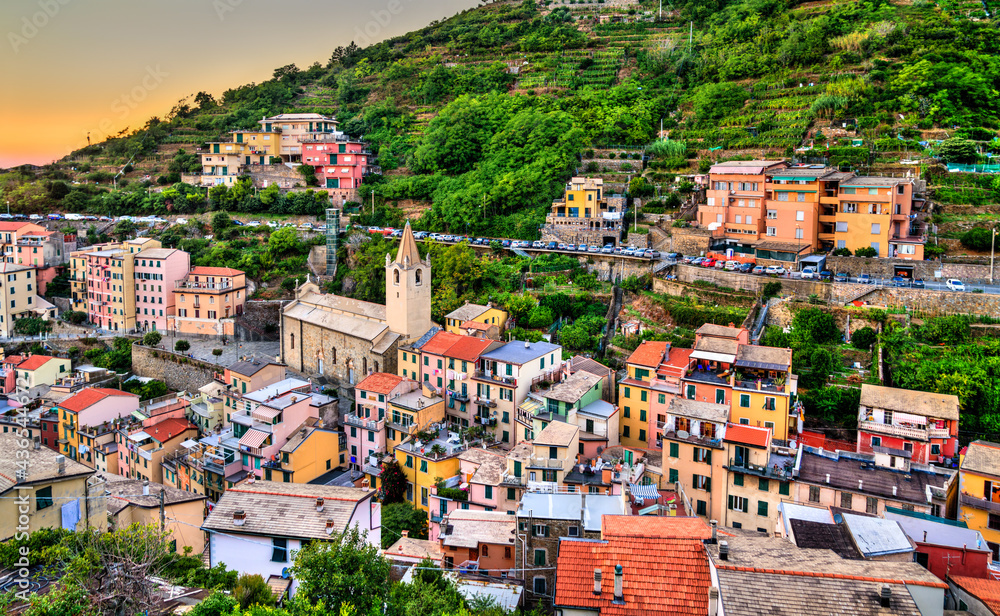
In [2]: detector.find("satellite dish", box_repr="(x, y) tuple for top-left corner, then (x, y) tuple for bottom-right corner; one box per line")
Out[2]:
(281, 567), (290, 579)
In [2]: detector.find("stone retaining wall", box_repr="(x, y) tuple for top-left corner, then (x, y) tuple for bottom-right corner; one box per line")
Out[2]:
(673, 264), (832, 297)
(826, 255), (995, 283)
(670, 227), (711, 256)
(131, 344), (218, 393)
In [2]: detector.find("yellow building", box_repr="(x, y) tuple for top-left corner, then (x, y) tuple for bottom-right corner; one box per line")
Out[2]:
(69, 239), (162, 332)
(15, 354), (71, 389)
(0, 433), (107, 541)
(69, 245), (100, 313)
(660, 397), (728, 521)
(105, 477), (206, 555)
(959, 441), (1000, 559)
(386, 387), (447, 451)
(395, 427), (466, 512)
(268, 424), (345, 484)
(443, 303), (508, 336)
(721, 423), (793, 534)
(527, 421), (580, 488)
(58, 388), (140, 464)
(0, 263), (50, 337)
(729, 345), (800, 442)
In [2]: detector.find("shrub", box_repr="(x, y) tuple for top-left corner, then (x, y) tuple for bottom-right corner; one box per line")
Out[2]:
(13, 318), (52, 336)
(762, 281), (782, 299)
(175, 340), (191, 352)
(231, 573), (274, 609)
(960, 227), (995, 252)
(142, 332), (162, 347)
(831, 247), (852, 257)
(212, 348), (223, 357)
(851, 326), (877, 350)
(62, 310), (87, 324)
(853, 246), (877, 258)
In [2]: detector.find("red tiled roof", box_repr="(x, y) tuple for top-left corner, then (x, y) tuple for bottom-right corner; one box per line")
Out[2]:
(146, 418), (197, 443)
(420, 331), (463, 356)
(555, 535), (711, 615)
(659, 347), (694, 376)
(461, 320), (491, 331)
(0, 222), (34, 232)
(16, 355), (59, 371)
(626, 341), (668, 368)
(602, 515), (711, 540)
(724, 423), (771, 448)
(356, 372), (404, 395)
(3, 355), (24, 366)
(60, 388), (139, 413)
(445, 336), (495, 362)
(950, 575), (1000, 614)
(188, 266), (244, 277)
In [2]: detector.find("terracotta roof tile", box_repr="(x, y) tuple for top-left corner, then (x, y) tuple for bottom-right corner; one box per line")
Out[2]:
(723, 423), (770, 448)
(626, 341), (668, 368)
(554, 534), (710, 615)
(950, 575), (1000, 615)
(444, 336), (497, 362)
(420, 331), (464, 356)
(16, 355), (60, 371)
(356, 372), (405, 395)
(601, 515), (711, 540)
(145, 417), (197, 443)
(60, 388), (139, 413)
(188, 266), (244, 277)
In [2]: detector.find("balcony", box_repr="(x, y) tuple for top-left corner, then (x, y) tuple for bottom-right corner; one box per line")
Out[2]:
(858, 420), (927, 441)
(928, 426), (952, 439)
(961, 492), (1000, 515)
(728, 457), (792, 480)
(175, 280), (237, 292)
(529, 457), (566, 469)
(474, 371), (516, 387)
(820, 195), (839, 205)
(451, 391), (470, 403)
(344, 414), (382, 431)
(733, 379), (787, 394)
(474, 397), (497, 408)
(500, 472), (526, 486)
(431, 512), (443, 524)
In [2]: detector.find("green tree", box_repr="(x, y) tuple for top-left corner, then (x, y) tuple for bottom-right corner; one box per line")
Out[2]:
(807, 347), (836, 387)
(188, 591), (237, 616)
(503, 294), (537, 324)
(290, 526), (391, 616)
(791, 308), (840, 345)
(379, 458), (408, 504)
(527, 305), (555, 329)
(232, 573), (275, 610)
(268, 226), (300, 257)
(960, 227), (995, 252)
(851, 326), (877, 350)
(918, 316), (970, 345)
(113, 219), (136, 241)
(175, 340), (191, 352)
(13, 318), (52, 336)
(937, 138), (978, 164)
(211, 211), (232, 233)
(142, 331), (162, 347)
(381, 502), (429, 549)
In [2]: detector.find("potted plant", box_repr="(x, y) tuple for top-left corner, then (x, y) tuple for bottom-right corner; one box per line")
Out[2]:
(430, 444), (446, 459)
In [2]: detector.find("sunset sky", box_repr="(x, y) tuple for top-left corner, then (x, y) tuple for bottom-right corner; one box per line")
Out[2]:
(0, 0), (478, 168)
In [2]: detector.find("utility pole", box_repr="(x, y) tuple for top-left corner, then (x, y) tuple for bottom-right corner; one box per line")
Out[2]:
(689, 21), (693, 54)
(159, 487), (165, 531)
(659, 0), (662, 20)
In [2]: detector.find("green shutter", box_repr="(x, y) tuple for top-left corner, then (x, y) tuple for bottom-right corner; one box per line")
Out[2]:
(758, 501), (768, 516)
(669, 468), (678, 483)
(779, 482), (790, 496)
(734, 473), (744, 487)
(669, 442), (679, 458)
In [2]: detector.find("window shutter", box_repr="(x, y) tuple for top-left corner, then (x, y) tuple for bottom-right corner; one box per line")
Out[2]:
(706, 451), (712, 464)
(728, 495), (734, 510)
(544, 526), (550, 538)
(743, 499), (749, 513)
(705, 478), (711, 492)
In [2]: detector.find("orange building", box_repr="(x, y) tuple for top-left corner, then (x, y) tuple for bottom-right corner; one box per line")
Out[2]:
(170, 267), (246, 337)
(438, 509), (516, 575)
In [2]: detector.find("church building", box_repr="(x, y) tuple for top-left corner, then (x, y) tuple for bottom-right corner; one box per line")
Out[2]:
(280, 223), (432, 386)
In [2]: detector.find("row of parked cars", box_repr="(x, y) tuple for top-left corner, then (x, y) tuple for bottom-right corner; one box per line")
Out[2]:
(372, 228), (663, 258)
(682, 255), (789, 275)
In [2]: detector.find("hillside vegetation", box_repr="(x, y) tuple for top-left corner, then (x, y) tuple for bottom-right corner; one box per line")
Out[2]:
(2, 0), (999, 240)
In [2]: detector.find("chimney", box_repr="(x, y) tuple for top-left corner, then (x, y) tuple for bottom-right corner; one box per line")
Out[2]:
(316, 497), (325, 512)
(710, 520), (718, 544)
(56, 455), (65, 475)
(325, 519), (335, 535)
(233, 510), (246, 526)
(923, 530), (928, 543)
(879, 586), (891, 608)
(892, 486), (897, 496)
(247, 474), (256, 484)
(402, 530), (409, 538)
(593, 569), (602, 595)
(142, 480), (149, 496)
(719, 541), (729, 561)
(613, 565), (623, 601)
(33, 439), (40, 450)
(858, 480), (863, 490)
(708, 587), (720, 616)
(825, 473), (830, 484)
(524, 341), (530, 349)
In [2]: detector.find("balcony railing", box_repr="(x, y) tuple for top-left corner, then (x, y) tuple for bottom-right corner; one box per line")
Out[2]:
(530, 457), (566, 469)
(500, 472), (526, 486)
(928, 427), (951, 439)
(728, 457), (791, 480)
(733, 379), (787, 393)
(858, 420), (927, 441)
(474, 397), (497, 409)
(175, 280), (236, 291)
(474, 371), (516, 387)
(961, 492), (1000, 514)
(451, 391), (470, 402)
(344, 414), (382, 431)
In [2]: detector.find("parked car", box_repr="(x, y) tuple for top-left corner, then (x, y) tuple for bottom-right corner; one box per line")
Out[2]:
(557, 243), (569, 251)
(691, 257), (706, 265)
(546, 241), (558, 250)
(946, 279), (966, 292)
(622, 247), (635, 256)
(765, 265), (786, 275)
(414, 231), (428, 239)
(819, 270), (833, 281)
(589, 245), (602, 254)
(175, 218), (188, 225)
(892, 276), (908, 287)
(579, 244), (590, 252)
(613, 247), (624, 255)
(715, 260), (726, 269)
(858, 273), (871, 284)
(565, 244), (576, 252)
(834, 272), (849, 283)
(724, 260), (739, 271)
(799, 267), (817, 279)
(739, 262), (754, 273)
(701, 259), (716, 268)
(752, 265), (766, 275)
(502, 240), (511, 248)
(646, 250), (660, 259)
(911, 279), (925, 289)
(601, 245), (614, 254)
(682, 255), (696, 263)
(666, 252), (681, 261)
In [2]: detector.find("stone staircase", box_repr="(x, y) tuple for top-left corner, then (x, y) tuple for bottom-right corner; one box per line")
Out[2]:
(842, 284), (879, 304)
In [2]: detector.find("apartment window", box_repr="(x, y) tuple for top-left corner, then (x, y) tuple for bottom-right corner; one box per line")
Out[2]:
(746, 215), (753, 224)
(533, 577), (546, 595)
(758, 478), (769, 492)
(797, 192), (806, 202)
(420, 460), (428, 473)
(795, 210), (805, 221)
(533, 524), (549, 538)
(766, 227), (777, 237)
(899, 244), (916, 255)
(779, 482), (790, 496)
(623, 426), (630, 438)
(715, 388), (725, 405)
(859, 496), (879, 516)
(766, 210), (777, 219)
(686, 384), (696, 400)
(658, 394), (666, 405)
(871, 223), (881, 235)
(623, 406), (630, 419)
(795, 228), (804, 240)
(638, 429), (646, 442)
(624, 386), (630, 399)
(836, 221), (848, 233)
(421, 487), (428, 507)
(988, 514), (1000, 531)
(694, 448), (711, 464)
(405, 455), (413, 469)
(739, 394), (750, 408)
(871, 436), (882, 447)
(735, 215), (743, 224)
(763, 397), (776, 411)
(639, 409), (647, 422)
(271, 538), (288, 563)
(669, 468), (678, 483)
(808, 485), (820, 503)
(836, 240), (846, 249)
(757, 501), (769, 516)
(728, 495), (749, 513)
(693, 475), (710, 491)
(841, 492), (853, 509)
(35, 486), (53, 510)
(776, 192), (789, 202)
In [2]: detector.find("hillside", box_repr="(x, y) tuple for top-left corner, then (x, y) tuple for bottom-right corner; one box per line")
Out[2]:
(2, 0), (999, 240)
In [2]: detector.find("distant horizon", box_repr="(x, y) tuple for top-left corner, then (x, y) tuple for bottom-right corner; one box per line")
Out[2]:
(0, 0), (479, 169)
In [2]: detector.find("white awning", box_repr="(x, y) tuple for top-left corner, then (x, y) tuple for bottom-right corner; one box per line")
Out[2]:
(239, 428), (270, 450)
(690, 350), (735, 363)
(128, 431), (151, 442)
(630, 484), (660, 500)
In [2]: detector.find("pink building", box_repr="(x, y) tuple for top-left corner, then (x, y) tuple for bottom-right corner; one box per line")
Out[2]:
(428, 447), (513, 541)
(0, 355), (22, 394)
(299, 135), (380, 204)
(856, 384), (960, 466)
(134, 248), (190, 332)
(346, 373), (418, 466)
(231, 391), (319, 479)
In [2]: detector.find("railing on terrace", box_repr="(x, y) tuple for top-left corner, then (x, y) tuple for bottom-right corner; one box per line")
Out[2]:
(474, 371), (516, 387)
(529, 457), (566, 469)
(728, 457), (792, 480)
(961, 492), (1000, 515)
(344, 414), (382, 431)
(175, 280), (235, 291)
(733, 379), (787, 393)
(474, 397), (497, 409)
(858, 420), (927, 441)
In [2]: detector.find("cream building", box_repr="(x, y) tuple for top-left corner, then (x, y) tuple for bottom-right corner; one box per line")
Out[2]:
(104, 476), (207, 555)
(0, 263), (53, 336)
